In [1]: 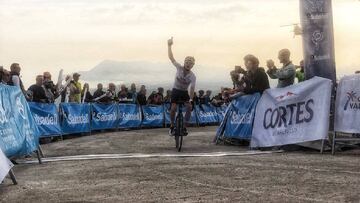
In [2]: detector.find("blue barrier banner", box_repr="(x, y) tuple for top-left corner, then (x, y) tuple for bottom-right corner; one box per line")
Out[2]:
(60, 103), (91, 134)
(216, 104), (228, 122)
(216, 93), (260, 140)
(0, 85), (40, 157)
(29, 102), (62, 137)
(91, 103), (118, 130)
(164, 103), (197, 125)
(0, 86), (24, 157)
(196, 104), (219, 124)
(141, 105), (164, 127)
(118, 104), (142, 128)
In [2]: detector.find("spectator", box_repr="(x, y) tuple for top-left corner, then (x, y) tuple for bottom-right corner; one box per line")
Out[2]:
(81, 83), (93, 103)
(147, 87), (164, 105)
(93, 83), (106, 103)
(241, 54), (270, 94)
(222, 87), (233, 103)
(147, 90), (163, 105)
(211, 92), (224, 107)
(266, 49), (296, 88)
(164, 90), (172, 103)
(0, 67), (10, 84)
(137, 85), (147, 105)
(43, 72), (60, 103)
(230, 66), (245, 89)
(60, 75), (72, 103)
(101, 83), (117, 103)
(157, 87), (164, 101)
(356, 71), (360, 74)
(198, 90), (206, 104)
(68, 73), (81, 103)
(266, 59), (276, 70)
(0, 66), (3, 82)
(128, 83), (137, 103)
(118, 84), (130, 102)
(192, 92), (199, 105)
(295, 60), (305, 83)
(147, 91), (156, 105)
(7, 63), (28, 99)
(204, 90), (212, 104)
(27, 75), (48, 103)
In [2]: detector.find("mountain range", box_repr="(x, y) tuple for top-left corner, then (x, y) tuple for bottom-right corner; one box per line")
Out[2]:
(79, 60), (233, 92)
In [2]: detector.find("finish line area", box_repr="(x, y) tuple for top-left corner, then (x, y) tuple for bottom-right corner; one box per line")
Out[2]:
(19, 151), (283, 164)
(1, 126), (360, 202)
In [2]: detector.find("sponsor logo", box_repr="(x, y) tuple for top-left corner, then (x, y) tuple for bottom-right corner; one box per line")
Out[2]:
(16, 97), (26, 119)
(305, 0), (325, 13)
(144, 112), (162, 121)
(0, 100), (8, 124)
(33, 114), (58, 125)
(275, 92), (298, 101)
(230, 109), (254, 125)
(67, 114), (89, 125)
(93, 112), (117, 122)
(119, 112), (140, 121)
(199, 111), (216, 118)
(344, 91), (360, 110)
(263, 99), (314, 129)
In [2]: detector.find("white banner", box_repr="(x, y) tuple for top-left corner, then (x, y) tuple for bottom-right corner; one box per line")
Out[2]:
(251, 77), (332, 148)
(335, 74), (360, 133)
(0, 148), (13, 183)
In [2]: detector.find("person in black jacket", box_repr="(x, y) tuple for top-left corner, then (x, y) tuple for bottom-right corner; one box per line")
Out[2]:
(224, 54), (269, 101)
(137, 85), (147, 105)
(242, 54), (270, 94)
(93, 83), (106, 103)
(81, 83), (93, 103)
(28, 75), (48, 103)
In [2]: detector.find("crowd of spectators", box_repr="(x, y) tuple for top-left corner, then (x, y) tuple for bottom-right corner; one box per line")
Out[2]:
(0, 49), (310, 107)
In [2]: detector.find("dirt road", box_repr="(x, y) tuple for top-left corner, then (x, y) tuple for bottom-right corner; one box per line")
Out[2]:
(1, 127), (359, 202)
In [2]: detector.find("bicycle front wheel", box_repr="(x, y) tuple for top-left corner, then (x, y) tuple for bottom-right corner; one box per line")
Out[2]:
(175, 114), (183, 152)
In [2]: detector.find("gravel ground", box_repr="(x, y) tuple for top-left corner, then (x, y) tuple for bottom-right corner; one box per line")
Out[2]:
(0, 126), (359, 202)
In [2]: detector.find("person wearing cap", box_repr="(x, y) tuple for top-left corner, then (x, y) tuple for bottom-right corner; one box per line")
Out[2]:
(167, 37), (197, 136)
(68, 73), (81, 103)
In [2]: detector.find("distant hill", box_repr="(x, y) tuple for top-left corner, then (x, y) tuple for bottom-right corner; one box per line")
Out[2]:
(79, 60), (233, 92)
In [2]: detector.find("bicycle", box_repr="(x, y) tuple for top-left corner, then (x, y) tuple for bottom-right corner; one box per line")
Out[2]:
(174, 101), (186, 152)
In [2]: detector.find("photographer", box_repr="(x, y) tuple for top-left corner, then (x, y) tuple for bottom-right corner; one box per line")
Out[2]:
(230, 66), (246, 89)
(241, 54), (270, 94)
(43, 72), (60, 103)
(225, 55), (269, 100)
(266, 49), (296, 88)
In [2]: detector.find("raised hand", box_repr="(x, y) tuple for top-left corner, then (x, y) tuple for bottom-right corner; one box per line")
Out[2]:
(168, 37), (173, 46)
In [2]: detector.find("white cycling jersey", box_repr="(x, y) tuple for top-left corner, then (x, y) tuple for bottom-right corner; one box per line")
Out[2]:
(172, 61), (196, 91)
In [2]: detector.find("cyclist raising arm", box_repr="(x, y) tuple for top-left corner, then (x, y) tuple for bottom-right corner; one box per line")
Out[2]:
(168, 37), (196, 135)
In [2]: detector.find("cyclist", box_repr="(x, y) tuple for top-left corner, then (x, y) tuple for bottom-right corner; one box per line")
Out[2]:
(167, 37), (196, 136)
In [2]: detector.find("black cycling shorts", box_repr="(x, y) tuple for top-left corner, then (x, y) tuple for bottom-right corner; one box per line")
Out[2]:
(171, 88), (190, 103)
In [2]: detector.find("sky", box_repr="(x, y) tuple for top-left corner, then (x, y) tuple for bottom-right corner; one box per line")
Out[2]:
(0, 0), (360, 88)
